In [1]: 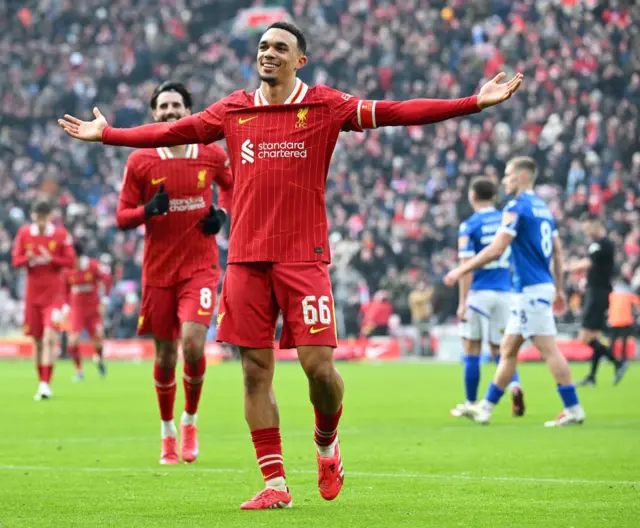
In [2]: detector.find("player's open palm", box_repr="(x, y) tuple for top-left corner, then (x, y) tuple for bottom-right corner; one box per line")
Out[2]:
(477, 72), (524, 109)
(58, 107), (108, 142)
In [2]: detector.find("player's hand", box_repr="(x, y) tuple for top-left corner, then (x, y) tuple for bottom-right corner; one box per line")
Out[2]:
(477, 72), (524, 110)
(553, 291), (568, 317)
(144, 184), (170, 217)
(443, 268), (462, 287)
(58, 107), (108, 142)
(457, 303), (468, 322)
(199, 206), (227, 236)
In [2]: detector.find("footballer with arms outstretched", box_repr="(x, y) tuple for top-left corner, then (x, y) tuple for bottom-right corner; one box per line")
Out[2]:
(60, 22), (523, 510)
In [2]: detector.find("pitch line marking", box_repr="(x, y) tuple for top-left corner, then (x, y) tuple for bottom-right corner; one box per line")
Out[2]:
(0, 465), (637, 487)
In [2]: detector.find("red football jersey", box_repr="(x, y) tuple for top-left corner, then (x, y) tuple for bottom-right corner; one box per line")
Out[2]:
(12, 223), (76, 306)
(64, 257), (112, 309)
(116, 143), (233, 287)
(192, 81), (367, 263)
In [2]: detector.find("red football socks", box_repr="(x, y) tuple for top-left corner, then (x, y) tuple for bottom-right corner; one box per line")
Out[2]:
(68, 345), (82, 371)
(314, 405), (342, 446)
(38, 365), (53, 384)
(183, 356), (206, 415)
(153, 363), (176, 421)
(251, 427), (286, 483)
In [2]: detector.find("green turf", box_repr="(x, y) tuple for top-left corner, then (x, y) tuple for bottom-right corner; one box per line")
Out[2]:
(0, 359), (638, 527)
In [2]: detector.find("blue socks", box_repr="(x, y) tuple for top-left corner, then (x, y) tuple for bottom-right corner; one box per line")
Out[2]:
(463, 355), (481, 402)
(485, 382), (505, 405)
(557, 384), (579, 408)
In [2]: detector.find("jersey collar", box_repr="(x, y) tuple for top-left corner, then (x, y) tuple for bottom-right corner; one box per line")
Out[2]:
(79, 256), (90, 270)
(30, 223), (55, 236)
(253, 78), (309, 106)
(477, 206), (497, 213)
(156, 145), (198, 160)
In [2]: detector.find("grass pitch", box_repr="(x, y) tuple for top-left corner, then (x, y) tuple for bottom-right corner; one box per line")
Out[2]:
(0, 359), (639, 527)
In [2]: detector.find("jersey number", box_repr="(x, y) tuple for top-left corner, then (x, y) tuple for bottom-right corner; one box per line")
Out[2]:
(200, 288), (212, 309)
(302, 295), (331, 325)
(540, 221), (553, 257)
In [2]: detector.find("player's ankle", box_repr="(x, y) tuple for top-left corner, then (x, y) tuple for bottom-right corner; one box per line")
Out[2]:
(161, 420), (177, 438)
(316, 437), (338, 458)
(265, 476), (287, 492)
(181, 412), (197, 426)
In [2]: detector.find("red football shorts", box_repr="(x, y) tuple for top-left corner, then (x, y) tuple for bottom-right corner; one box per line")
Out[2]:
(24, 302), (65, 339)
(216, 262), (338, 350)
(70, 307), (103, 338)
(138, 268), (220, 341)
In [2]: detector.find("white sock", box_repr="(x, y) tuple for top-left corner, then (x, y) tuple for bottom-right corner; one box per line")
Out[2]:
(316, 437), (338, 458)
(566, 404), (582, 414)
(480, 399), (495, 411)
(508, 381), (520, 392)
(265, 476), (287, 492)
(181, 412), (197, 426)
(161, 420), (177, 438)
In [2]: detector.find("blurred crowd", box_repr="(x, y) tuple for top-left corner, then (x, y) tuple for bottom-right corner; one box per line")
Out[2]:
(1, 0), (639, 339)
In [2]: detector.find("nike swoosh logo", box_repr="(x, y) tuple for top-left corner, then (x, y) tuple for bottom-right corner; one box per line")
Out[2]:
(197, 309), (211, 316)
(310, 326), (330, 334)
(151, 178), (166, 185)
(238, 116), (258, 124)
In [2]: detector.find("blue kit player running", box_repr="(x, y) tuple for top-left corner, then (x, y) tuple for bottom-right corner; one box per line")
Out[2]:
(451, 177), (524, 419)
(445, 157), (586, 427)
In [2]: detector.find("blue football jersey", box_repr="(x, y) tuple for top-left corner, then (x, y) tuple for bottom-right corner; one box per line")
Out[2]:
(458, 207), (512, 292)
(498, 191), (557, 292)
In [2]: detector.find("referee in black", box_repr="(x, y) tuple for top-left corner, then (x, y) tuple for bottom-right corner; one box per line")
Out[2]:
(568, 213), (627, 386)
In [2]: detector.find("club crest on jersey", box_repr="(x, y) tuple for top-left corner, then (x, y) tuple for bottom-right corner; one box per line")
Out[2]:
(295, 106), (309, 128)
(85, 272), (92, 281)
(197, 170), (207, 189)
(48, 241), (57, 252)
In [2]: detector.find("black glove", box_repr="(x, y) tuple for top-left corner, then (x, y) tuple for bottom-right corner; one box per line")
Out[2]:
(144, 183), (169, 217)
(199, 205), (227, 235)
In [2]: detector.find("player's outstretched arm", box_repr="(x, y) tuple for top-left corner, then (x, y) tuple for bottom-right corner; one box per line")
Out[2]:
(371, 73), (523, 128)
(444, 232), (513, 287)
(59, 107), (208, 148)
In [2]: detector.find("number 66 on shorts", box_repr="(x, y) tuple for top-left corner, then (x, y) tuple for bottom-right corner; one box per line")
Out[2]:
(216, 262), (338, 350)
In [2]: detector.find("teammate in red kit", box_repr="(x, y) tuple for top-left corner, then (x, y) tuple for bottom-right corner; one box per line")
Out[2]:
(12, 199), (76, 400)
(114, 81), (233, 464)
(59, 22), (523, 509)
(62, 242), (112, 381)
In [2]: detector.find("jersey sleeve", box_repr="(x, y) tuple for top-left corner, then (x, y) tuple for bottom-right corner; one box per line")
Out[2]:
(11, 227), (29, 268)
(322, 87), (369, 132)
(325, 86), (481, 133)
(458, 221), (475, 259)
(116, 155), (146, 230)
(213, 147), (233, 213)
(498, 200), (521, 237)
(195, 99), (227, 144)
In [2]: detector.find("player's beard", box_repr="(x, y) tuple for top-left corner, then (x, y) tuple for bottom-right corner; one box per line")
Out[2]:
(259, 73), (279, 86)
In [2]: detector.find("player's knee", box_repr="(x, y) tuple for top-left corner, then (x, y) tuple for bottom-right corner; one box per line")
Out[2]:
(303, 358), (336, 388)
(155, 340), (178, 368)
(241, 352), (273, 395)
(181, 335), (205, 363)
